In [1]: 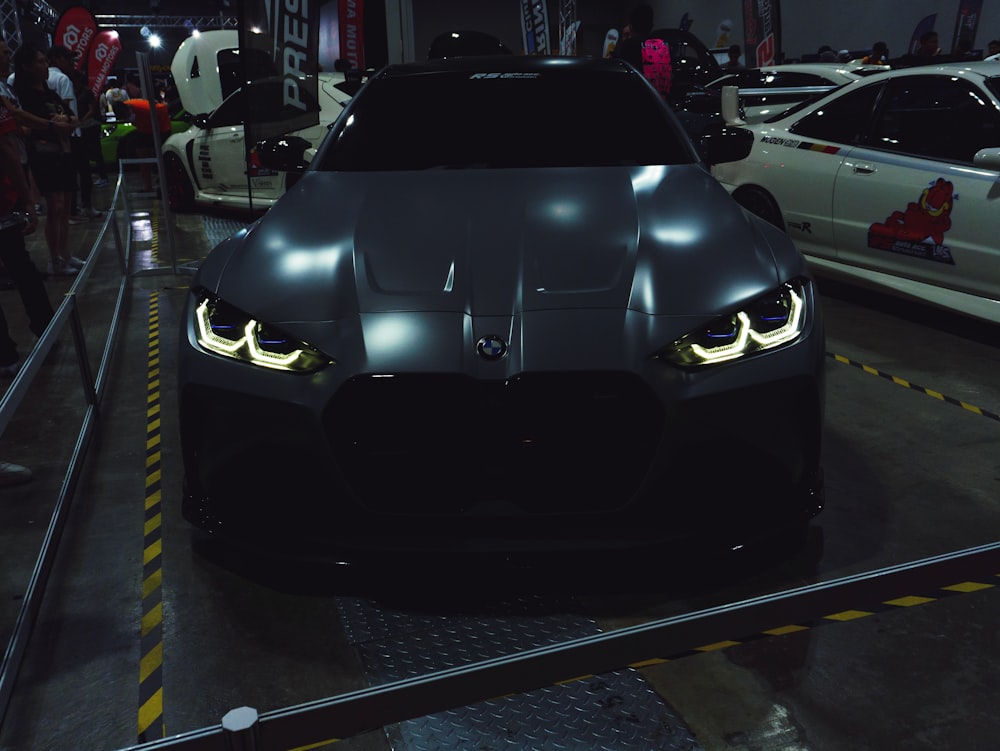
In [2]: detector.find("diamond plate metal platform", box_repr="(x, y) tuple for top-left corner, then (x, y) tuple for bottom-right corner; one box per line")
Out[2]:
(336, 595), (703, 751)
(201, 216), (249, 247)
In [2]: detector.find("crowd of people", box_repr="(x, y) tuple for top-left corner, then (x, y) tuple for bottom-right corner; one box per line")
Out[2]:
(0, 38), (179, 485)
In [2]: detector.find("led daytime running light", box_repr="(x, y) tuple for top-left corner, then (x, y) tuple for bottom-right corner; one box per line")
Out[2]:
(196, 298), (243, 353)
(691, 311), (752, 363)
(243, 320), (305, 369)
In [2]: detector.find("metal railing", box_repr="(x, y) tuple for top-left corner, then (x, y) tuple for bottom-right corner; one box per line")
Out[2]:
(0, 172), (134, 730)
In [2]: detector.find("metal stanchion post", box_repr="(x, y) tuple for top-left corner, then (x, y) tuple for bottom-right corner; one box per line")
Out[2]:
(222, 707), (260, 751)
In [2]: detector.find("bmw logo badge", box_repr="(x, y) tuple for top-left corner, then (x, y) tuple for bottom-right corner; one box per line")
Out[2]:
(477, 334), (508, 361)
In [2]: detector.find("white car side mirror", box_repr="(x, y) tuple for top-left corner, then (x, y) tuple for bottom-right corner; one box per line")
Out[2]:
(721, 85), (746, 126)
(973, 147), (1000, 172)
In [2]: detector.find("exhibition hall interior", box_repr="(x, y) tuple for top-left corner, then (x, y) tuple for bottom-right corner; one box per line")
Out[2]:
(1, 1), (999, 750)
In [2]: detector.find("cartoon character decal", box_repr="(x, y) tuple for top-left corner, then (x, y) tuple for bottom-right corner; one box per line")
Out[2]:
(867, 178), (957, 265)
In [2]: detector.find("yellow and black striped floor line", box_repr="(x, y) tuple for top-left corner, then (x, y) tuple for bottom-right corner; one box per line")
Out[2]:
(625, 574), (998, 670)
(138, 291), (165, 743)
(827, 351), (1000, 423)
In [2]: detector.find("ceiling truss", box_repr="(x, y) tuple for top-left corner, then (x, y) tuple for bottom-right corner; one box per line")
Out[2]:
(94, 15), (238, 29)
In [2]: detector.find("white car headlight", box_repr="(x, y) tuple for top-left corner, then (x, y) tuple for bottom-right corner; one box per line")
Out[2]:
(193, 292), (332, 373)
(658, 279), (808, 367)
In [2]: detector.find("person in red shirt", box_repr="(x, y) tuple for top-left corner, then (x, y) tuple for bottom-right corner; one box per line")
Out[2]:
(125, 96), (170, 192)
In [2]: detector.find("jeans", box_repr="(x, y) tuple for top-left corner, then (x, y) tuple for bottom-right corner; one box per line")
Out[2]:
(0, 223), (56, 365)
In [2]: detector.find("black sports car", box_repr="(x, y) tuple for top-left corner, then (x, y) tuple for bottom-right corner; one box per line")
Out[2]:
(178, 54), (825, 563)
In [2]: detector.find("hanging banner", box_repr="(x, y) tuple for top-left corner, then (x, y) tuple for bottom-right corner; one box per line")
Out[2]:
(742, 0), (782, 67)
(558, 0), (578, 55)
(339, 0), (365, 71)
(54, 5), (99, 73)
(520, 0), (551, 55)
(86, 29), (122, 100)
(238, 0), (322, 144)
(602, 28), (619, 58)
(951, 0), (983, 53)
(908, 13), (937, 54)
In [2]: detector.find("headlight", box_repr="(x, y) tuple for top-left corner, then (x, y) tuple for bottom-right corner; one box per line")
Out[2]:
(193, 293), (332, 373)
(658, 279), (808, 367)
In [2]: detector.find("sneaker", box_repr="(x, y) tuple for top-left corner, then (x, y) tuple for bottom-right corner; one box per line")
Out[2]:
(93, 178), (109, 187)
(0, 460), (32, 486)
(68, 255), (87, 269)
(46, 258), (79, 276)
(0, 360), (20, 377)
(83, 207), (103, 219)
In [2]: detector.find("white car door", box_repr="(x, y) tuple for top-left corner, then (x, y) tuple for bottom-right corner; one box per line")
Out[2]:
(193, 89), (249, 196)
(831, 74), (1000, 302)
(753, 82), (885, 261)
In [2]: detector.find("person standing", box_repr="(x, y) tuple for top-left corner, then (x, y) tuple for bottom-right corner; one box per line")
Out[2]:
(12, 42), (81, 276)
(611, 3), (655, 71)
(125, 95), (170, 193)
(915, 31), (940, 57)
(724, 44), (745, 70)
(73, 69), (109, 188)
(47, 45), (101, 220)
(0, 62), (48, 485)
(862, 41), (889, 65)
(0, 45), (56, 373)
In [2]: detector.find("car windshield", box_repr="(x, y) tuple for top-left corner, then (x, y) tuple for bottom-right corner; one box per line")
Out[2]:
(313, 67), (697, 171)
(986, 75), (1000, 102)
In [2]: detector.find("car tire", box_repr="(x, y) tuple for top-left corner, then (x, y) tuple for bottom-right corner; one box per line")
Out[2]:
(164, 153), (196, 213)
(733, 185), (784, 230)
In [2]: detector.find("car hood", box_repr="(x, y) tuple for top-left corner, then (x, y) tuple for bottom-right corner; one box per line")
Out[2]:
(197, 166), (796, 323)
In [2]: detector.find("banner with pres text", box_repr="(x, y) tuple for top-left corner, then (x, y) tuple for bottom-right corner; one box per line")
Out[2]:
(54, 5), (99, 73)
(86, 29), (122, 101)
(237, 0), (322, 144)
(338, 0), (365, 71)
(742, 0), (782, 67)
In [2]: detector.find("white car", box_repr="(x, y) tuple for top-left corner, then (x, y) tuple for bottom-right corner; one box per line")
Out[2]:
(707, 63), (889, 122)
(713, 62), (1000, 324)
(162, 73), (354, 212)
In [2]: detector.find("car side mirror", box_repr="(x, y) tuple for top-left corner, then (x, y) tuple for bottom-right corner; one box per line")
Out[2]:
(194, 114), (210, 129)
(973, 147), (1000, 172)
(699, 124), (754, 165)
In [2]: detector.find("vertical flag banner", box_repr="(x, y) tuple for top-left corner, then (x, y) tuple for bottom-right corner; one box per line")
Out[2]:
(602, 28), (619, 58)
(520, 0), (551, 55)
(54, 5), (99, 72)
(237, 0), (321, 145)
(558, 0), (578, 55)
(742, 0), (782, 67)
(86, 29), (122, 100)
(338, 0), (365, 70)
(951, 0), (983, 53)
(909, 14), (937, 54)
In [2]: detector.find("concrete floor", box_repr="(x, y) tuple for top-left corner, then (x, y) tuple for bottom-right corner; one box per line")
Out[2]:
(0, 172), (999, 751)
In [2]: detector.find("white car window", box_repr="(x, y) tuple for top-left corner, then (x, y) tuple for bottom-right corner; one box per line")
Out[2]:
(789, 83), (883, 144)
(868, 76), (1000, 163)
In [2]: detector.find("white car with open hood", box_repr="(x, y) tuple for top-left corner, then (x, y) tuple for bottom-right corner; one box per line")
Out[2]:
(163, 30), (359, 213)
